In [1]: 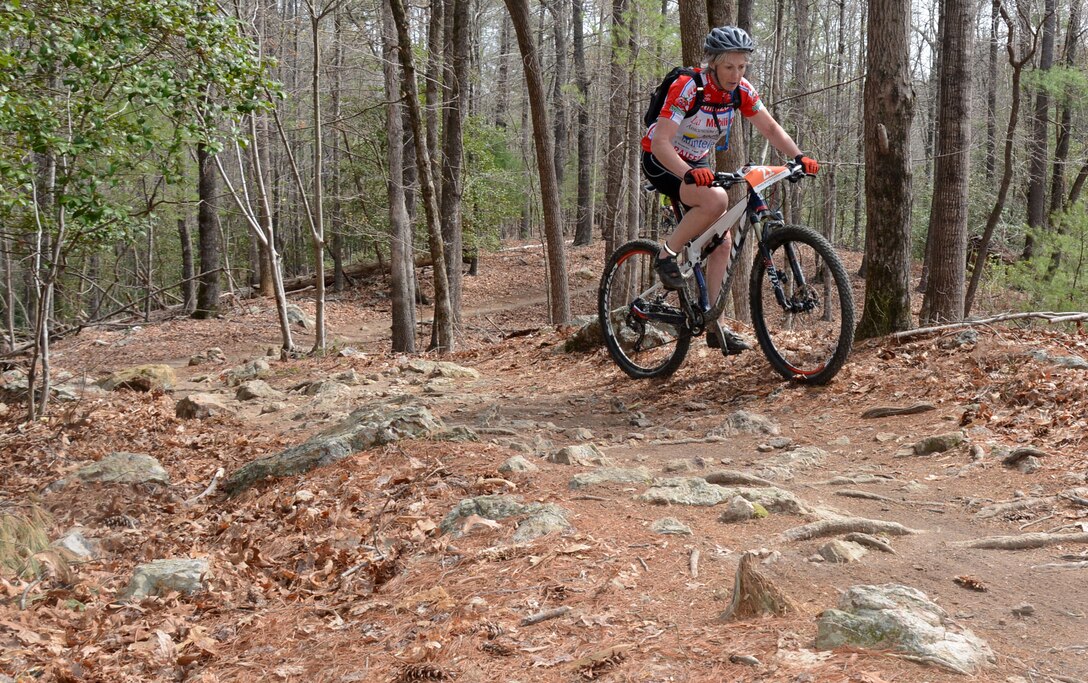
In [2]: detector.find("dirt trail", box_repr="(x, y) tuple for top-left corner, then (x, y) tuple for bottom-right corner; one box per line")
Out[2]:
(7, 240), (1088, 682)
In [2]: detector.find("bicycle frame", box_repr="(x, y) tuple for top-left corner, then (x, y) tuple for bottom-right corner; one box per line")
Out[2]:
(672, 164), (797, 331)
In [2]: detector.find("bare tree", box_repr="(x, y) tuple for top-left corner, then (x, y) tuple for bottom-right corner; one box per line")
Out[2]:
(572, 0), (594, 246)
(1022, 0), (1057, 259)
(382, 0), (417, 352)
(389, 0), (455, 351)
(855, 0), (915, 339)
(920, 0), (972, 324)
(503, 0), (571, 324)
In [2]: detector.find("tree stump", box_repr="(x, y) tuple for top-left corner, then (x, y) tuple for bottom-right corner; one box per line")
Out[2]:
(718, 551), (796, 621)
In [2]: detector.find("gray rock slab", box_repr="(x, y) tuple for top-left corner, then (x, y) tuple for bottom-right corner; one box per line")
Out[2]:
(549, 443), (610, 466)
(651, 517), (692, 535)
(55, 452), (169, 489)
(225, 359), (272, 387)
(713, 410), (781, 437)
(569, 467), (653, 489)
(755, 445), (830, 481)
(911, 432), (965, 455)
(815, 584), (994, 674)
(499, 455), (539, 474)
(718, 496), (757, 523)
(52, 529), (99, 561)
(119, 558), (210, 601)
(224, 405), (443, 494)
(513, 505), (573, 542)
(236, 380), (283, 401)
(440, 495), (533, 534)
(100, 365), (176, 392)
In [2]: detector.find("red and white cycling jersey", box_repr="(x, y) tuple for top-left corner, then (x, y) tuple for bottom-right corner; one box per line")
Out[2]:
(641, 73), (764, 162)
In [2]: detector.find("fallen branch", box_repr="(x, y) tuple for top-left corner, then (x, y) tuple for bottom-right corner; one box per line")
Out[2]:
(1031, 561), (1088, 570)
(778, 516), (919, 543)
(689, 548), (700, 579)
(955, 532), (1088, 550)
(861, 404), (935, 419)
(835, 490), (897, 503)
(184, 468), (225, 506)
(521, 606), (570, 626)
(892, 311), (1088, 341)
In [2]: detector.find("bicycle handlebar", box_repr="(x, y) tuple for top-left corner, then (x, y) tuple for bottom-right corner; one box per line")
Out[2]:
(683, 159), (810, 187)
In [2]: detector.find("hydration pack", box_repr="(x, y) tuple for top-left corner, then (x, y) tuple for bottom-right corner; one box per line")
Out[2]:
(644, 67), (742, 128)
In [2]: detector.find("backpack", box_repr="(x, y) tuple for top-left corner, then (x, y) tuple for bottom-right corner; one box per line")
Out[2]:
(643, 67), (743, 128)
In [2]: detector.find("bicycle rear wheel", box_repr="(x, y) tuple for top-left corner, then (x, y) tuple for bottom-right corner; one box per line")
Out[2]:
(598, 239), (692, 379)
(749, 225), (854, 384)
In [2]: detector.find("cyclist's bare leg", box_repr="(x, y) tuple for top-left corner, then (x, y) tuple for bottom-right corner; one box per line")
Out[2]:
(657, 185), (729, 258)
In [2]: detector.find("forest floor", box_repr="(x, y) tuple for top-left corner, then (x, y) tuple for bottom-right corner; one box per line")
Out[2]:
(2, 239), (1088, 683)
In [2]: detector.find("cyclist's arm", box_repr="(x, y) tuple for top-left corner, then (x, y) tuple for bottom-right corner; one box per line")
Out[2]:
(749, 109), (803, 160)
(649, 118), (693, 178)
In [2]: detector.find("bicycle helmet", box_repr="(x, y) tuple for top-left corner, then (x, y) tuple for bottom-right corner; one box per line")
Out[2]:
(704, 26), (755, 53)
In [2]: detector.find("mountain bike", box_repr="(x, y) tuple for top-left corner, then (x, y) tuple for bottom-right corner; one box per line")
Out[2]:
(598, 159), (855, 385)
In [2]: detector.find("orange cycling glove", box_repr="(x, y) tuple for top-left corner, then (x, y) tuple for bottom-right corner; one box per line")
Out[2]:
(795, 154), (819, 175)
(684, 167), (715, 187)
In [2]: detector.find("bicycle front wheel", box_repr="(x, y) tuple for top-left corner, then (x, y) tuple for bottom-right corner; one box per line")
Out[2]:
(749, 225), (855, 385)
(598, 239), (692, 379)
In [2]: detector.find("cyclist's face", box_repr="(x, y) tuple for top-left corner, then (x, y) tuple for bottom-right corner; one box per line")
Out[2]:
(713, 53), (749, 90)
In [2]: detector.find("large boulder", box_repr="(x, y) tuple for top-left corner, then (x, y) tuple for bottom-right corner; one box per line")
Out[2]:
(815, 584), (994, 674)
(224, 359), (272, 387)
(223, 404), (443, 494)
(100, 365), (176, 392)
(235, 380), (283, 401)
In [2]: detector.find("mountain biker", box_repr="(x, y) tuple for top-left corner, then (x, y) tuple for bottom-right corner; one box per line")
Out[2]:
(641, 25), (819, 355)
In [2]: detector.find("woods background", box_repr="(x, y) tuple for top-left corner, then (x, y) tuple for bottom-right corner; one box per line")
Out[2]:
(1, 0), (1086, 365)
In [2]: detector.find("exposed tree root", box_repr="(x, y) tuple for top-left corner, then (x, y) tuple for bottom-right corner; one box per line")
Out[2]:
(956, 532), (1088, 550)
(892, 311), (1088, 341)
(778, 516), (919, 543)
(704, 471), (776, 487)
(842, 532), (897, 554)
(835, 489), (896, 503)
(718, 551), (795, 621)
(975, 496), (1057, 519)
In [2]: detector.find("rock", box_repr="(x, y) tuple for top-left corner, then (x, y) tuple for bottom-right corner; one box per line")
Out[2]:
(569, 467), (653, 489)
(439, 495), (571, 541)
(1014, 456), (1042, 474)
(334, 369), (360, 384)
(224, 405), (443, 494)
(260, 401), (287, 415)
(1002, 447), (1046, 469)
(236, 380), (283, 401)
(119, 558), (210, 601)
(651, 518), (692, 535)
(286, 304), (313, 330)
(224, 359), (272, 387)
(499, 456), (539, 474)
(875, 432), (898, 443)
(939, 329), (978, 348)
(175, 393), (233, 419)
(52, 529), (99, 561)
(1051, 355), (1088, 370)
(718, 496), (756, 523)
(188, 348), (227, 366)
(663, 459), (695, 473)
(434, 362), (481, 380)
(303, 380), (349, 397)
(564, 315), (603, 353)
(815, 584), (994, 674)
(755, 445), (830, 481)
(638, 478), (808, 514)
(54, 452), (169, 489)
(513, 506), (573, 542)
(713, 410), (780, 437)
(829, 436), (851, 447)
(567, 427), (595, 441)
(818, 540), (869, 563)
(433, 426), (480, 442)
(337, 347), (364, 358)
(1011, 603), (1034, 617)
(549, 443), (610, 466)
(911, 432), (965, 455)
(100, 364), (176, 392)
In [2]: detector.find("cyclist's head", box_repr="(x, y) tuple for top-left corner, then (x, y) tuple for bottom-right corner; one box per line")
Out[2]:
(703, 25), (754, 65)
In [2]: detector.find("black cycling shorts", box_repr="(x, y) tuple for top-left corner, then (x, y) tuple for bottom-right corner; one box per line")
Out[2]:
(641, 151), (707, 214)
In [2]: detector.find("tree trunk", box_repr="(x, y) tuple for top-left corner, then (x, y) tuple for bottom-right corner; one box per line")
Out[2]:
(985, 0), (999, 179)
(441, 0), (469, 325)
(178, 218), (195, 313)
(426, 0), (445, 210)
(855, 0), (914, 340)
(494, 12), (512, 128)
(678, 0), (707, 68)
(1023, 0), (1056, 259)
(1048, 0), (1080, 218)
(602, 0), (629, 257)
(920, 0), (971, 324)
(330, 8), (345, 293)
(548, 0), (570, 191)
(308, 7), (327, 353)
(572, 0), (593, 246)
(504, 0), (571, 324)
(382, 0), (417, 352)
(194, 141), (221, 319)
(389, 0), (455, 351)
